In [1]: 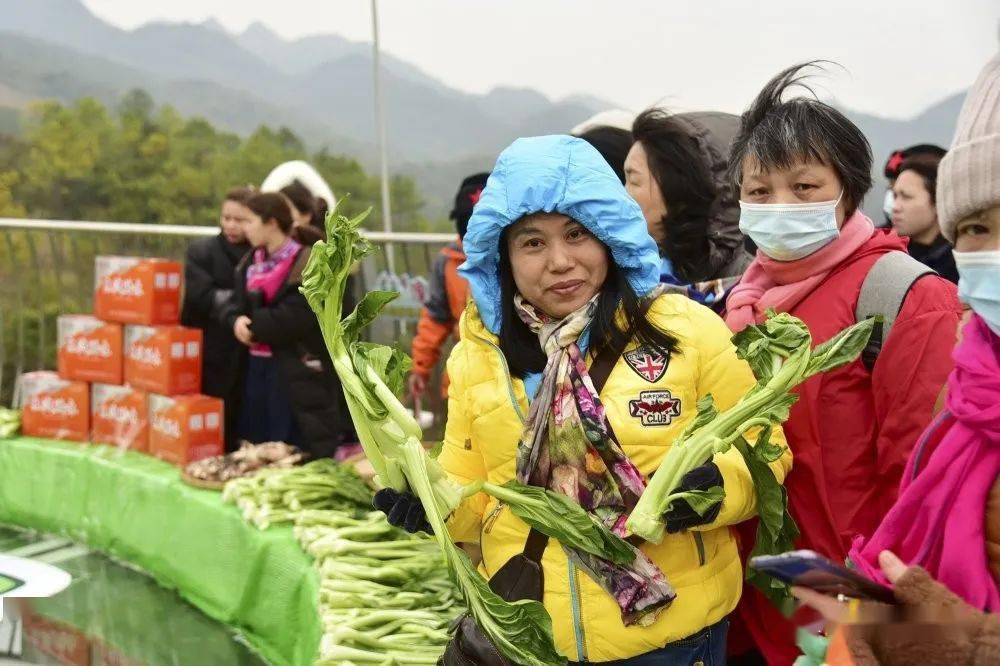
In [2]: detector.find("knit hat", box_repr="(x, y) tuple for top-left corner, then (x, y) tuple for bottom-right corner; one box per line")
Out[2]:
(937, 50), (1000, 242)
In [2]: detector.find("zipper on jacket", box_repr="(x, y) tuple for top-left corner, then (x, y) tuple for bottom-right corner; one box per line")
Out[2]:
(567, 560), (588, 662)
(693, 532), (707, 566)
(468, 330), (525, 422)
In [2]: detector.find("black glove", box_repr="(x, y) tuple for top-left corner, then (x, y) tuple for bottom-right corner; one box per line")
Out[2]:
(663, 461), (724, 534)
(373, 488), (433, 534)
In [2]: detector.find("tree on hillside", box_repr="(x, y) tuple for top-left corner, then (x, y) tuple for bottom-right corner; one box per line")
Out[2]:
(1, 89), (432, 230)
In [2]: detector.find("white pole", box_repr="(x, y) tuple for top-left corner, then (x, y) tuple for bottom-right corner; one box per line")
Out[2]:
(371, 0), (395, 274)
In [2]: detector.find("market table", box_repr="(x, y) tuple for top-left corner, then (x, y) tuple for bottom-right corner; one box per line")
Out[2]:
(0, 436), (322, 666)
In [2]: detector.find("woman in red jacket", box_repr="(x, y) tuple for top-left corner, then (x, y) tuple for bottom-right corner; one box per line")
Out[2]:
(722, 63), (963, 664)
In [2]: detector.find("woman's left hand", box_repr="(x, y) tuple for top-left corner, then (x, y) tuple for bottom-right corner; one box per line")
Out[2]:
(791, 550), (910, 622)
(663, 461), (724, 532)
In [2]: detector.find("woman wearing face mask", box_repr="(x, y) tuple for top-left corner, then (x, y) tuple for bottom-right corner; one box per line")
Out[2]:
(722, 63), (962, 664)
(847, 48), (1000, 618)
(892, 154), (960, 283)
(218, 192), (349, 458)
(375, 136), (791, 664)
(625, 109), (753, 310)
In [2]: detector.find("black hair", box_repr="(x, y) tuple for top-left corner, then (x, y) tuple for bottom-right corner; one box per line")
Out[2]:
(631, 109), (717, 281)
(897, 155), (943, 204)
(246, 192), (294, 234)
(496, 226), (679, 378)
(280, 180), (315, 217)
(224, 185), (256, 206)
(884, 144), (947, 179)
(576, 126), (633, 185)
(728, 61), (873, 217)
(451, 172), (490, 239)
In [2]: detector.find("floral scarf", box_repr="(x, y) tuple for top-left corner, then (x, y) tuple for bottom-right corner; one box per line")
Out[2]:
(514, 288), (675, 626)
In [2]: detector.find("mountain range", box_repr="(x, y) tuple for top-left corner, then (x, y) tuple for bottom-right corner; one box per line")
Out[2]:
(0, 0), (966, 219)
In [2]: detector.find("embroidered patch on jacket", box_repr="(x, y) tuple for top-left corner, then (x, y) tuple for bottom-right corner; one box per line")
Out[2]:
(623, 347), (669, 383)
(629, 390), (681, 427)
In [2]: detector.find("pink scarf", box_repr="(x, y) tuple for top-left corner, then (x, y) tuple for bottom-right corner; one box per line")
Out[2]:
(849, 315), (1000, 610)
(724, 212), (875, 331)
(246, 238), (301, 356)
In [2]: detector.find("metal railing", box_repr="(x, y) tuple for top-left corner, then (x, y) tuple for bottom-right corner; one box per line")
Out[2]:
(0, 218), (456, 435)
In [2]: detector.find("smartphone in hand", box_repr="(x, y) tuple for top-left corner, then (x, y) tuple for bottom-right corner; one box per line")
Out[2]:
(750, 550), (896, 604)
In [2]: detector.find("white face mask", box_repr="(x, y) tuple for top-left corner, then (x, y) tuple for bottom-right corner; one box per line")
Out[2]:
(880, 190), (895, 228)
(953, 249), (1000, 336)
(739, 192), (843, 262)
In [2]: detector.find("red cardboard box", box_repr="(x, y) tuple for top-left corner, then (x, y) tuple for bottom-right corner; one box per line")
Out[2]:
(148, 393), (223, 466)
(91, 383), (148, 451)
(57, 315), (123, 384)
(18, 371), (89, 442)
(123, 325), (202, 395)
(94, 256), (182, 325)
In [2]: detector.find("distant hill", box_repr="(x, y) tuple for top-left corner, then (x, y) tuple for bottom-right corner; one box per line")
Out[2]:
(0, 0), (966, 219)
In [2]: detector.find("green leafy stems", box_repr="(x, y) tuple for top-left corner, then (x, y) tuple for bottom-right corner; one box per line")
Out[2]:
(626, 312), (877, 560)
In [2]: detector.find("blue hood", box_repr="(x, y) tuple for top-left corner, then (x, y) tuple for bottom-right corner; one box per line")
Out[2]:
(459, 135), (661, 335)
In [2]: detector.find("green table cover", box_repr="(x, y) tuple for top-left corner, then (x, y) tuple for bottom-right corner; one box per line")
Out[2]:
(0, 436), (322, 666)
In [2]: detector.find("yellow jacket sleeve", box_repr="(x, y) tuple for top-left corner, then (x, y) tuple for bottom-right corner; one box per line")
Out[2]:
(687, 306), (792, 531)
(437, 340), (490, 543)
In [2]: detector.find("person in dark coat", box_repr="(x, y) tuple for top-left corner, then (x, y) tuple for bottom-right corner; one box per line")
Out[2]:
(218, 192), (349, 458)
(890, 154), (960, 283)
(181, 186), (254, 451)
(625, 109), (754, 310)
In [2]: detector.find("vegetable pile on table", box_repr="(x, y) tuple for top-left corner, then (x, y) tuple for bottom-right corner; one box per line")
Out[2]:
(224, 459), (462, 664)
(224, 458), (373, 529)
(0, 407), (20, 438)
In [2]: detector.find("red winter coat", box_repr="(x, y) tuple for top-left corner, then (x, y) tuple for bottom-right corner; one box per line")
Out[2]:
(728, 230), (962, 665)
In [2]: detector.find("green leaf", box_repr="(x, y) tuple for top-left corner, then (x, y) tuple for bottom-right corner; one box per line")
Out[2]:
(805, 316), (879, 378)
(453, 548), (565, 666)
(494, 481), (636, 566)
(342, 291), (400, 344)
(664, 486), (725, 517)
(679, 394), (719, 440)
(750, 427), (786, 464)
(733, 435), (800, 606)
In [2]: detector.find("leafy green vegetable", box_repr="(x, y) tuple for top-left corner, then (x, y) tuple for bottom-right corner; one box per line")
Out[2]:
(733, 432), (799, 606)
(626, 311), (876, 588)
(0, 407), (20, 439)
(473, 480), (636, 566)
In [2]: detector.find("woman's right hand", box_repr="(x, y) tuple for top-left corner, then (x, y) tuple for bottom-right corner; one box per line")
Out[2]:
(234, 315), (254, 346)
(373, 488), (433, 534)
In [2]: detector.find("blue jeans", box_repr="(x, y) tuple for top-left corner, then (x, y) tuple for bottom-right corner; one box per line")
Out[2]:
(569, 618), (728, 665)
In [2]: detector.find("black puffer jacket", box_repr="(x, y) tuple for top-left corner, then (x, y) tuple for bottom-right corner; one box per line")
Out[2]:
(219, 245), (351, 458)
(670, 111), (753, 282)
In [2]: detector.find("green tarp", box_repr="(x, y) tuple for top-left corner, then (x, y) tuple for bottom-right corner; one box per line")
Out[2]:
(0, 436), (322, 666)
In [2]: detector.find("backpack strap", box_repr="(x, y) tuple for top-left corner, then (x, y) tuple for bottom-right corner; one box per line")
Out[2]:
(855, 251), (935, 371)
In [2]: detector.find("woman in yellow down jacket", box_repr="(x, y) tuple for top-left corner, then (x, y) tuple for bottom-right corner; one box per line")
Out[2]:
(375, 135), (791, 664)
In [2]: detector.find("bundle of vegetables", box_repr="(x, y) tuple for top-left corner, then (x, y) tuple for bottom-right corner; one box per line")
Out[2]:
(626, 311), (877, 603)
(0, 407), (20, 438)
(223, 458), (372, 529)
(301, 204), (639, 665)
(295, 509), (462, 664)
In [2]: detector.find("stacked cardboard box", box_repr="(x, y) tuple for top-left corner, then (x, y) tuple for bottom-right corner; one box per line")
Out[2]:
(19, 256), (224, 465)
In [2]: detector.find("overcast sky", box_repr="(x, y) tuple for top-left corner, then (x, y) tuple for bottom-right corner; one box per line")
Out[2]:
(82, 0), (999, 119)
